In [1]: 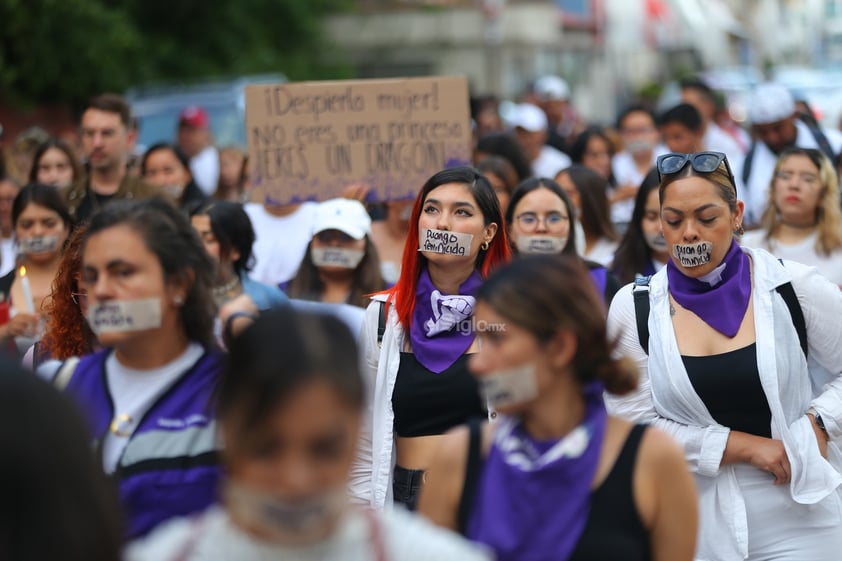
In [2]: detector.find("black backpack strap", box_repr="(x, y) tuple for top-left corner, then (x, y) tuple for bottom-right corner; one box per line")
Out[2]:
(775, 259), (808, 360)
(377, 300), (386, 345)
(741, 141), (756, 187)
(806, 121), (836, 163)
(632, 276), (652, 355)
(457, 416), (485, 535)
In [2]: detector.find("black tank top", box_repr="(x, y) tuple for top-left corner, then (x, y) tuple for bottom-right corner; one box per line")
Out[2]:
(683, 343), (772, 438)
(459, 423), (652, 561)
(391, 352), (485, 438)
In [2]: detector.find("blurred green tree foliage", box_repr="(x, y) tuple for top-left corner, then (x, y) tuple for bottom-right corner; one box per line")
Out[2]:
(0, 0), (349, 106)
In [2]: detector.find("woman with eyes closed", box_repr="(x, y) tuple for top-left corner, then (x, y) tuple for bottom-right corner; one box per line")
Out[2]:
(741, 148), (842, 287)
(0, 184), (73, 356)
(60, 198), (224, 540)
(505, 177), (621, 306)
(606, 151), (842, 561)
(349, 166), (510, 512)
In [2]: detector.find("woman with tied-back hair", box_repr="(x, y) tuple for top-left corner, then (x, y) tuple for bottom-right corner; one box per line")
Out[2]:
(350, 166), (510, 512)
(742, 147), (842, 286)
(61, 198), (224, 539)
(608, 151), (842, 560)
(419, 255), (697, 561)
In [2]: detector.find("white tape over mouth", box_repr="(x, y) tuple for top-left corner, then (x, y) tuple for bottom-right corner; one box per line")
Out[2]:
(672, 241), (713, 268)
(418, 228), (474, 256)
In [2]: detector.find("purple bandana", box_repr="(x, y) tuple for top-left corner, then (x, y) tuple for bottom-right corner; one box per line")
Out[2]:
(409, 268), (483, 373)
(467, 383), (607, 561)
(667, 238), (751, 338)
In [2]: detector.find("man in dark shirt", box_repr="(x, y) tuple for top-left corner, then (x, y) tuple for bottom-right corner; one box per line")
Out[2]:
(65, 93), (164, 222)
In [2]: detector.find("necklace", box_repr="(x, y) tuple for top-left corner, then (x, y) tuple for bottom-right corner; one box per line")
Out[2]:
(212, 276), (242, 306)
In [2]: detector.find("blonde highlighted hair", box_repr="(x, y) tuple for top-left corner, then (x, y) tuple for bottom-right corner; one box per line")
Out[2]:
(760, 148), (842, 256)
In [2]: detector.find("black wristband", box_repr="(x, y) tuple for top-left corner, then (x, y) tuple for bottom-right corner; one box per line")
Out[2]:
(223, 311), (258, 341)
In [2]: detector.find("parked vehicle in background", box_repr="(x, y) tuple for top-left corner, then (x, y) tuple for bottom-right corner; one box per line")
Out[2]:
(126, 74), (286, 152)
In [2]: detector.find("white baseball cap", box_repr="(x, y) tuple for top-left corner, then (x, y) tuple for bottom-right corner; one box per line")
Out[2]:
(312, 198), (372, 240)
(748, 83), (796, 125)
(510, 103), (548, 133)
(534, 75), (570, 101)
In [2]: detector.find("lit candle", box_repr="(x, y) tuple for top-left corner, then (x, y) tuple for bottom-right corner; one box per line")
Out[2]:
(19, 266), (35, 314)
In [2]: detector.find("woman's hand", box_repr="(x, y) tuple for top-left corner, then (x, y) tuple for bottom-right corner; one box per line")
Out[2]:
(723, 431), (791, 485)
(808, 412), (830, 459)
(2, 313), (40, 339)
(341, 182), (371, 202)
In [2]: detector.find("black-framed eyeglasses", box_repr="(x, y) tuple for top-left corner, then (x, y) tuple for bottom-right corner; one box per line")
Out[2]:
(656, 151), (735, 186)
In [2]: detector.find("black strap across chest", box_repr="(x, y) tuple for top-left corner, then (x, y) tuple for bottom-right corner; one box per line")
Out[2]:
(632, 261), (807, 359)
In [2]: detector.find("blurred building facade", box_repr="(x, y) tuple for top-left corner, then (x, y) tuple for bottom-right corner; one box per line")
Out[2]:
(326, 0), (842, 123)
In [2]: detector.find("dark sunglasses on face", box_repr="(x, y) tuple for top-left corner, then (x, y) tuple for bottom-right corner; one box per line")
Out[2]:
(656, 151), (736, 187)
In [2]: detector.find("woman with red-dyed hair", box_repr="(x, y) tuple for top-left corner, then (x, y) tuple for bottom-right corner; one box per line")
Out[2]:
(26, 224), (97, 374)
(349, 166), (510, 511)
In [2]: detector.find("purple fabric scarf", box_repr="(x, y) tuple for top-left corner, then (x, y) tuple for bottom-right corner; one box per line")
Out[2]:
(467, 383), (607, 561)
(667, 238), (751, 338)
(409, 268), (483, 374)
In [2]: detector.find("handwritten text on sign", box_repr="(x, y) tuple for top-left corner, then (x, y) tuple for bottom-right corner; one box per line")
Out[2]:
(246, 76), (472, 204)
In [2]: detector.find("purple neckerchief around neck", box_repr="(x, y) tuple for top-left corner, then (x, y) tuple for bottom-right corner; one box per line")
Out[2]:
(409, 268), (483, 374)
(466, 382), (607, 561)
(667, 238), (750, 338)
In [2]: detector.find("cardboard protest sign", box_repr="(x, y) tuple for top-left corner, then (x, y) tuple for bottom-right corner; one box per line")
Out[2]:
(245, 76), (472, 204)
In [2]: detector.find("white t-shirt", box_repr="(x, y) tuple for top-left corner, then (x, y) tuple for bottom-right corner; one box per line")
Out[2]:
(532, 145), (571, 179)
(190, 146), (220, 196)
(611, 146), (667, 226)
(245, 202), (318, 285)
(103, 343), (205, 473)
(0, 237), (15, 277)
(585, 237), (619, 267)
(741, 229), (842, 286)
(126, 506), (492, 561)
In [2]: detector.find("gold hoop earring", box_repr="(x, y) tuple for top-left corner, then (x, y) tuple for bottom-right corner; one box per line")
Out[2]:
(481, 241), (490, 251)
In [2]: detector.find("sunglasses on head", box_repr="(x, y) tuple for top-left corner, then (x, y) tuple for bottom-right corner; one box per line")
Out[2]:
(656, 151), (735, 186)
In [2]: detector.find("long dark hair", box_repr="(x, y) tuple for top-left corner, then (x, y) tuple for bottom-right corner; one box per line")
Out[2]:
(28, 138), (83, 185)
(84, 198), (217, 348)
(567, 127), (617, 186)
(612, 168), (661, 284)
(286, 236), (385, 308)
(192, 200), (255, 274)
(218, 307), (364, 435)
(506, 177), (577, 255)
(561, 165), (619, 243)
(475, 133), (533, 182)
(12, 182), (74, 230)
(0, 361), (123, 561)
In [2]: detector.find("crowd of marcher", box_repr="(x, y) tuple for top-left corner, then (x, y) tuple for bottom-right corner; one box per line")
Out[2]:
(2, 72), (842, 561)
